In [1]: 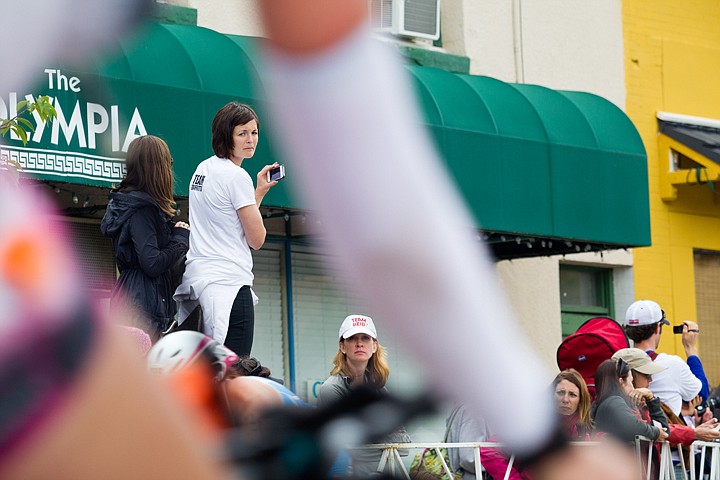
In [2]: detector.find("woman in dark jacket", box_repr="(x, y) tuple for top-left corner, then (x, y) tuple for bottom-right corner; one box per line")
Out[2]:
(591, 358), (669, 444)
(101, 135), (189, 340)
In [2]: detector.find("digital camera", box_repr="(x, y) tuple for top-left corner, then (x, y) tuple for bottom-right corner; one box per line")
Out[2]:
(695, 396), (720, 418)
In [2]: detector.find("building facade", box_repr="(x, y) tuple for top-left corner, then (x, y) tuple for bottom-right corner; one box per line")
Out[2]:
(439, 0), (638, 365)
(148, 0), (642, 380)
(623, 0), (720, 385)
(1, 0), (656, 440)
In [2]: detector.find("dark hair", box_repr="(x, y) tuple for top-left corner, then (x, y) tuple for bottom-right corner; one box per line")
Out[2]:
(211, 102), (260, 159)
(594, 359), (631, 407)
(227, 356), (272, 380)
(624, 322), (660, 343)
(116, 135), (176, 217)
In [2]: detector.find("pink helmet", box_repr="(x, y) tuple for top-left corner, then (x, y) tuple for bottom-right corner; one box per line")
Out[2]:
(147, 331), (239, 382)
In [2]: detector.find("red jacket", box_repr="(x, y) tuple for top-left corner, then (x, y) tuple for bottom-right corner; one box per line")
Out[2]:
(637, 403), (694, 446)
(479, 415), (592, 480)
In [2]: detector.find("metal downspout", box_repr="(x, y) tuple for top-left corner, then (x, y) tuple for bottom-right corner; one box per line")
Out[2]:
(512, 0), (525, 83)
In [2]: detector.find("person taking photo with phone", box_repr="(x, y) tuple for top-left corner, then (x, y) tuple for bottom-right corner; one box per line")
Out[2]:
(174, 102), (279, 357)
(622, 300), (707, 416)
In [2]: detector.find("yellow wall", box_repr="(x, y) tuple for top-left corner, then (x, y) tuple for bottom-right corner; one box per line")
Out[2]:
(623, 1), (720, 358)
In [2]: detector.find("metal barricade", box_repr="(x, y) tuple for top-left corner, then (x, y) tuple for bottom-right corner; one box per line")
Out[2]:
(635, 436), (680, 480)
(358, 441), (604, 480)
(634, 436), (720, 480)
(361, 439), (718, 479)
(358, 442), (511, 479)
(688, 440), (720, 480)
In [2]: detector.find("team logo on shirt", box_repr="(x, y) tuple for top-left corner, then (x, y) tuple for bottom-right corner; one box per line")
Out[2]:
(191, 174), (205, 191)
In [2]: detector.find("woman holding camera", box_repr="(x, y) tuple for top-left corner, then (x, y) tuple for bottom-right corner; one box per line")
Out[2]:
(101, 135), (189, 341)
(174, 102), (278, 357)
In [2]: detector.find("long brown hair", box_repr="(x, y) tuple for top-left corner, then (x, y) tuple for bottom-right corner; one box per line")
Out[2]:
(594, 358), (631, 407)
(117, 135), (176, 217)
(330, 339), (390, 390)
(554, 368), (594, 431)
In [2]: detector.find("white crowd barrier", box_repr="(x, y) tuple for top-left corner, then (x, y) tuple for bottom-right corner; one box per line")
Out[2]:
(358, 442), (508, 479)
(689, 440), (720, 480)
(635, 436), (677, 480)
(360, 439), (720, 480)
(636, 436), (720, 480)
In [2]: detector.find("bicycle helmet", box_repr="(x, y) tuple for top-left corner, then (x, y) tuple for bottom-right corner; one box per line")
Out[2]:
(211, 342), (240, 382)
(147, 331), (239, 382)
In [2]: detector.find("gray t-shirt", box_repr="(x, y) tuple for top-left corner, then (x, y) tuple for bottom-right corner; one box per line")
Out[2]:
(446, 405), (491, 480)
(317, 374), (410, 478)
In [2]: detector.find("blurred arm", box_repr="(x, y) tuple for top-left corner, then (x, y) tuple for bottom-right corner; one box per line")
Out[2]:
(259, 0), (555, 457)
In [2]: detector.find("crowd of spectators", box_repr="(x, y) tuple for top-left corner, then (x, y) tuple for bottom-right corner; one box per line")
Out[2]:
(138, 300), (719, 479)
(445, 299), (720, 480)
(2, 0), (718, 478)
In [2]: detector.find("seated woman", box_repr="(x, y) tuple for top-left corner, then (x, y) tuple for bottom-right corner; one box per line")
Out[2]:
(479, 369), (594, 480)
(591, 358), (669, 444)
(317, 314), (410, 478)
(552, 369), (594, 440)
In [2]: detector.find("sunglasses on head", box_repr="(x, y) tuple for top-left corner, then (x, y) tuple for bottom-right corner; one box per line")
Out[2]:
(616, 358), (630, 378)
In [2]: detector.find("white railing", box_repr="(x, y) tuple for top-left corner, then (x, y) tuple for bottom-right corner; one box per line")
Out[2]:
(635, 436), (720, 480)
(359, 442), (508, 479)
(689, 440), (720, 480)
(360, 439), (720, 480)
(635, 436), (678, 480)
(358, 441), (597, 480)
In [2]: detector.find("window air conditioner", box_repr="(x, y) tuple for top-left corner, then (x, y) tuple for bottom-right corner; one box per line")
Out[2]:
(370, 0), (441, 41)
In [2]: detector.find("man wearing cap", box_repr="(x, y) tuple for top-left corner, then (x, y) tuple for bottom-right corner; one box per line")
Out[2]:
(623, 300), (706, 416)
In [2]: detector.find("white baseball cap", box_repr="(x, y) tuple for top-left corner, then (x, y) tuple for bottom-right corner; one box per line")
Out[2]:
(339, 314), (377, 340)
(624, 300), (670, 327)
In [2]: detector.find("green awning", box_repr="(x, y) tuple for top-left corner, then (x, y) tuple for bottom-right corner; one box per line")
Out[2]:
(407, 68), (650, 257)
(2, 23), (649, 258)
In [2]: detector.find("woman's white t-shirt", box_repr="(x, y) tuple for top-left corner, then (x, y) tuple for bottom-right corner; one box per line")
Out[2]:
(185, 155), (256, 287)
(175, 155), (257, 339)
